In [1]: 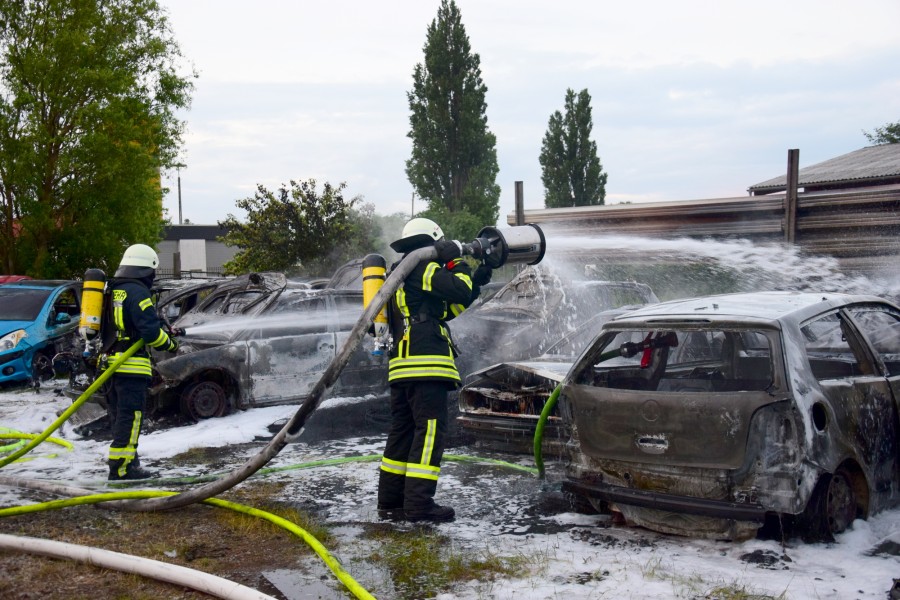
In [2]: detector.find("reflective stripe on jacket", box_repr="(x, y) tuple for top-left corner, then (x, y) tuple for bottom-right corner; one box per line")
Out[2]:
(387, 257), (475, 385)
(108, 280), (172, 378)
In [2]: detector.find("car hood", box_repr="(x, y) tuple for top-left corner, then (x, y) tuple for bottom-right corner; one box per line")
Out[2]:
(0, 320), (37, 337)
(464, 358), (573, 387)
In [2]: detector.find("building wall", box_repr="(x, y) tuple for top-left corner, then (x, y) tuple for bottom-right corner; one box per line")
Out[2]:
(157, 225), (238, 278)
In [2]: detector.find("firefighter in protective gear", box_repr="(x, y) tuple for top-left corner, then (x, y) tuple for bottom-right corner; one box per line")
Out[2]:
(106, 244), (179, 480)
(377, 218), (492, 522)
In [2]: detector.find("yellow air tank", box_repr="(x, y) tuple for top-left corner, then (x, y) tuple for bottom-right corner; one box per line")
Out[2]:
(78, 268), (106, 341)
(362, 254), (389, 347)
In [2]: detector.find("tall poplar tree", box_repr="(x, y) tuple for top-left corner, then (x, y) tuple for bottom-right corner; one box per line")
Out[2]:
(0, 0), (194, 278)
(405, 0), (499, 239)
(539, 88), (607, 208)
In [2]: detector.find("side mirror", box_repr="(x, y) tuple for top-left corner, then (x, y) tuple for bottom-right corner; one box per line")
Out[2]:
(55, 312), (71, 325)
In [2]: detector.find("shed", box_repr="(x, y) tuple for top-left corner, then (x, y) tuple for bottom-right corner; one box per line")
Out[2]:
(748, 145), (900, 195)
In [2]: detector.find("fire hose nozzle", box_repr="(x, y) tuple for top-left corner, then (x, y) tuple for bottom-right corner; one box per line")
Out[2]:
(459, 224), (546, 268)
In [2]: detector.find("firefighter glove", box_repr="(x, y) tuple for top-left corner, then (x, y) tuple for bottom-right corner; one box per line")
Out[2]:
(166, 337), (179, 353)
(472, 264), (492, 286)
(434, 239), (462, 264)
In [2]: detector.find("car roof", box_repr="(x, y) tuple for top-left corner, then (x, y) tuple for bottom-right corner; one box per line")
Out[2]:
(0, 280), (74, 290)
(609, 291), (897, 325)
(0, 275), (31, 283)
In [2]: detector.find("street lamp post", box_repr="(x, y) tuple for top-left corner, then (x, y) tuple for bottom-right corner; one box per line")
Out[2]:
(177, 165), (183, 225)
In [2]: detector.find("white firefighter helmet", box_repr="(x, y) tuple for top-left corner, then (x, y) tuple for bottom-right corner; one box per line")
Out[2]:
(118, 244), (159, 269)
(390, 217), (444, 253)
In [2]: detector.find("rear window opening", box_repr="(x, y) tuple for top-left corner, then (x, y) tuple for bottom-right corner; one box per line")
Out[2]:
(578, 329), (775, 392)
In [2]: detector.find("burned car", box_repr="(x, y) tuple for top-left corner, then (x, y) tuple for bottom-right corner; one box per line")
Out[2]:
(457, 309), (639, 455)
(150, 281), (388, 421)
(452, 264), (659, 378)
(559, 291), (900, 541)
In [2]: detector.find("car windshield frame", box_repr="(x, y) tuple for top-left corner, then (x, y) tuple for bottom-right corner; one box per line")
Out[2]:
(572, 324), (782, 393)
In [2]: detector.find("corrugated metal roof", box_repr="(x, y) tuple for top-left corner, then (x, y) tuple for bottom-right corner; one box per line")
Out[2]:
(749, 145), (900, 193)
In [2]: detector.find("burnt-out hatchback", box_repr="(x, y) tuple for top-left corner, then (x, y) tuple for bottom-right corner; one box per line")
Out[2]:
(561, 291), (900, 541)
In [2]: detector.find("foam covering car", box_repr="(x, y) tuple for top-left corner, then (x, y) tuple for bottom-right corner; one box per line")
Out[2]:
(559, 291), (900, 541)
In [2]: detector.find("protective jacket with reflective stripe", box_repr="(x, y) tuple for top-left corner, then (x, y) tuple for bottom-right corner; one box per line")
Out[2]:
(387, 257), (477, 385)
(108, 279), (173, 378)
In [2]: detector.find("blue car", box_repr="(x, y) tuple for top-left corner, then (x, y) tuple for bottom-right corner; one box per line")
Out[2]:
(0, 280), (82, 385)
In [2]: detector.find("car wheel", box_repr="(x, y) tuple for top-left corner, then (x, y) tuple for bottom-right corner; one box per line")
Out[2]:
(31, 352), (54, 382)
(180, 381), (229, 421)
(801, 467), (859, 542)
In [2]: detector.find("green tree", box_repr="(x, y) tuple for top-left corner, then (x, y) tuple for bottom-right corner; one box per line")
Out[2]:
(406, 0), (499, 236)
(219, 179), (379, 277)
(0, 0), (194, 277)
(864, 120), (900, 144)
(539, 88), (607, 208)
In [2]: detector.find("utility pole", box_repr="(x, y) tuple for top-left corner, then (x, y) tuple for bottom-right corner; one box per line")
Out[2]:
(515, 181), (525, 226)
(411, 192), (415, 219)
(176, 164), (184, 225)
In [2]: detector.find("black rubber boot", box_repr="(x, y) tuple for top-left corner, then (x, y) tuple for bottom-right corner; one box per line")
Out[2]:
(404, 503), (455, 523)
(108, 459), (157, 481)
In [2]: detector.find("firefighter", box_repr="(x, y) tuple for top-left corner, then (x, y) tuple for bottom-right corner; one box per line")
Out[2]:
(106, 244), (179, 480)
(377, 218), (492, 522)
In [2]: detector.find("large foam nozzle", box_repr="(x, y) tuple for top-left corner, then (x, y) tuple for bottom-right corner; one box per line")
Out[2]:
(463, 224), (546, 268)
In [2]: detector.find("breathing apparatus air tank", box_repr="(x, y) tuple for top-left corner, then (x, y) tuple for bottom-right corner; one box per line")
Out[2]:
(78, 269), (106, 342)
(362, 254), (390, 355)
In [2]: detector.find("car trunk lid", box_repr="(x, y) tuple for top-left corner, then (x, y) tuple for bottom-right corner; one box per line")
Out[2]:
(565, 384), (779, 469)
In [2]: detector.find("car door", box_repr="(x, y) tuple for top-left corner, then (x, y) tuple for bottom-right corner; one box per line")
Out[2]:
(843, 304), (900, 498)
(46, 284), (81, 347)
(801, 308), (897, 494)
(245, 295), (338, 406)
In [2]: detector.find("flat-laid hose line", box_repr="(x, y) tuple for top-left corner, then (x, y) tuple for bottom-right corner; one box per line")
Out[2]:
(0, 533), (277, 600)
(0, 431), (73, 463)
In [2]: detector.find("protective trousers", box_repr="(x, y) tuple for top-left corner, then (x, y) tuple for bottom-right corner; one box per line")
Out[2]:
(377, 380), (448, 511)
(107, 375), (148, 477)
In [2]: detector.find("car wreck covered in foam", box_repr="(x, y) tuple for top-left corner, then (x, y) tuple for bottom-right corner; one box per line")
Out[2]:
(148, 272), (388, 422)
(559, 291), (900, 541)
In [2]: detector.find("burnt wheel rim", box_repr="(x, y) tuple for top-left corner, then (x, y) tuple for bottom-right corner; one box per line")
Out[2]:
(826, 470), (856, 535)
(31, 353), (53, 381)
(181, 382), (227, 420)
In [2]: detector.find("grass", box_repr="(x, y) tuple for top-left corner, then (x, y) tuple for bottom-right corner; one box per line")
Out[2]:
(0, 480), (331, 599)
(365, 525), (534, 599)
(634, 555), (788, 599)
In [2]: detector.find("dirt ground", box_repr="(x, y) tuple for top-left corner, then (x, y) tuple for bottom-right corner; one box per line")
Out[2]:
(0, 485), (319, 600)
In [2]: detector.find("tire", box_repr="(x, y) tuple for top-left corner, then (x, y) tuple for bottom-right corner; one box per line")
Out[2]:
(180, 381), (229, 421)
(800, 467), (859, 542)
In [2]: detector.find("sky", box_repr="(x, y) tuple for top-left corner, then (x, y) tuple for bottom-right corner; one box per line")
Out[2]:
(1, 385), (898, 598)
(157, 0), (900, 227)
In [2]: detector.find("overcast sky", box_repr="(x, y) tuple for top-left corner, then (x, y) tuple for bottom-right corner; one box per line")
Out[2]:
(157, 0), (900, 227)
